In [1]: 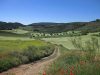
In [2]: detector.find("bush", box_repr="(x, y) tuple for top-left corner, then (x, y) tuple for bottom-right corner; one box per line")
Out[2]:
(23, 46), (38, 61)
(81, 30), (89, 35)
(0, 57), (20, 72)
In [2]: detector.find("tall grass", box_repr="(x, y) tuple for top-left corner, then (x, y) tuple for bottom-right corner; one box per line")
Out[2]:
(69, 37), (83, 50)
(70, 37), (100, 62)
(44, 37), (100, 75)
(45, 46), (100, 75)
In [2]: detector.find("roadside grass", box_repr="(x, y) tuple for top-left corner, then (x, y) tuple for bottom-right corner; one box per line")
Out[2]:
(42, 36), (100, 75)
(43, 46), (100, 75)
(0, 40), (55, 72)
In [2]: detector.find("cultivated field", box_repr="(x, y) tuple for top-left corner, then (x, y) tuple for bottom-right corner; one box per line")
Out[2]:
(42, 35), (100, 75)
(43, 35), (100, 49)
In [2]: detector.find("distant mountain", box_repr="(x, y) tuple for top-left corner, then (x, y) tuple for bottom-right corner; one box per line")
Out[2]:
(29, 22), (64, 26)
(28, 22), (86, 33)
(27, 19), (100, 33)
(0, 19), (100, 33)
(0, 21), (24, 30)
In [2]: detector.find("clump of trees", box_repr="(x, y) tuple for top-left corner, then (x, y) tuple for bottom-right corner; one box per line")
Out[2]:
(30, 31), (83, 38)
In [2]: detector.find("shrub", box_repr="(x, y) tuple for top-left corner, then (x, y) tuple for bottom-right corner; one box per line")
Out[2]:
(81, 30), (89, 35)
(0, 57), (20, 72)
(23, 46), (38, 62)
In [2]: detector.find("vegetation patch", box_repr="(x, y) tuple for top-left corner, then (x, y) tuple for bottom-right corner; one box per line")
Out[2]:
(0, 30), (28, 37)
(0, 40), (55, 72)
(43, 46), (100, 75)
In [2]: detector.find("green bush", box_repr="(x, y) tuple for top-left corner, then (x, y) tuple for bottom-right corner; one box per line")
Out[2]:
(0, 57), (20, 72)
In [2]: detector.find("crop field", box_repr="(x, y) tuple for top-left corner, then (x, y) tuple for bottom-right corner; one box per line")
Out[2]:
(42, 35), (100, 75)
(1, 29), (29, 34)
(0, 40), (47, 55)
(0, 30), (28, 37)
(43, 35), (100, 49)
(0, 36), (34, 40)
(43, 37), (75, 49)
(0, 29), (33, 40)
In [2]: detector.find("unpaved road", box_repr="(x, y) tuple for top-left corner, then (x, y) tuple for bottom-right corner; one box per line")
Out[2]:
(0, 47), (60, 75)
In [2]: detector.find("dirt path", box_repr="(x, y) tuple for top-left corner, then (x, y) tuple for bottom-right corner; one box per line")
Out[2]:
(0, 47), (60, 75)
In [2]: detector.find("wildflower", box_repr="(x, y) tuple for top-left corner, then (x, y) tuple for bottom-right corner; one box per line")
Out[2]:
(66, 69), (68, 74)
(70, 70), (74, 75)
(43, 71), (46, 75)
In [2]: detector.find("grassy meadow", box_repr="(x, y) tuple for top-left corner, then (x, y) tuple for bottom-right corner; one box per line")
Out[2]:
(45, 46), (100, 75)
(42, 35), (100, 75)
(0, 39), (55, 72)
(43, 35), (100, 49)
(0, 29), (33, 40)
(0, 30), (28, 37)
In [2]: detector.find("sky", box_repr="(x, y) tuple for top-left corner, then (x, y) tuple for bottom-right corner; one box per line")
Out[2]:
(0, 0), (100, 24)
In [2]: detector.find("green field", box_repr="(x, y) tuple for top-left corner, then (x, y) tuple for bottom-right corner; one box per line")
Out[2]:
(0, 29), (33, 40)
(1, 29), (29, 34)
(43, 37), (74, 49)
(43, 35), (100, 49)
(0, 36), (34, 40)
(0, 40), (54, 72)
(0, 40), (47, 56)
(42, 35), (100, 75)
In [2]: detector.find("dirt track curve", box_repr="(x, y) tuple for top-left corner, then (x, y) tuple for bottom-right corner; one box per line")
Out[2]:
(0, 46), (60, 75)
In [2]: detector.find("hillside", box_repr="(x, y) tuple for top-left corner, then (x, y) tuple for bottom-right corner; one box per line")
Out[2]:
(0, 22), (24, 30)
(25, 19), (100, 33)
(76, 21), (100, 32)
(0, 19), (100, 33)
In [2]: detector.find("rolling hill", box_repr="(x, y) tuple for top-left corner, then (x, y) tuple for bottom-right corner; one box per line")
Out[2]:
(0, 19), (100, 33)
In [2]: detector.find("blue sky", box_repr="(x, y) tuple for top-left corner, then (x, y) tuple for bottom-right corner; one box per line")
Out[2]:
(0, 0), (100, 24)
